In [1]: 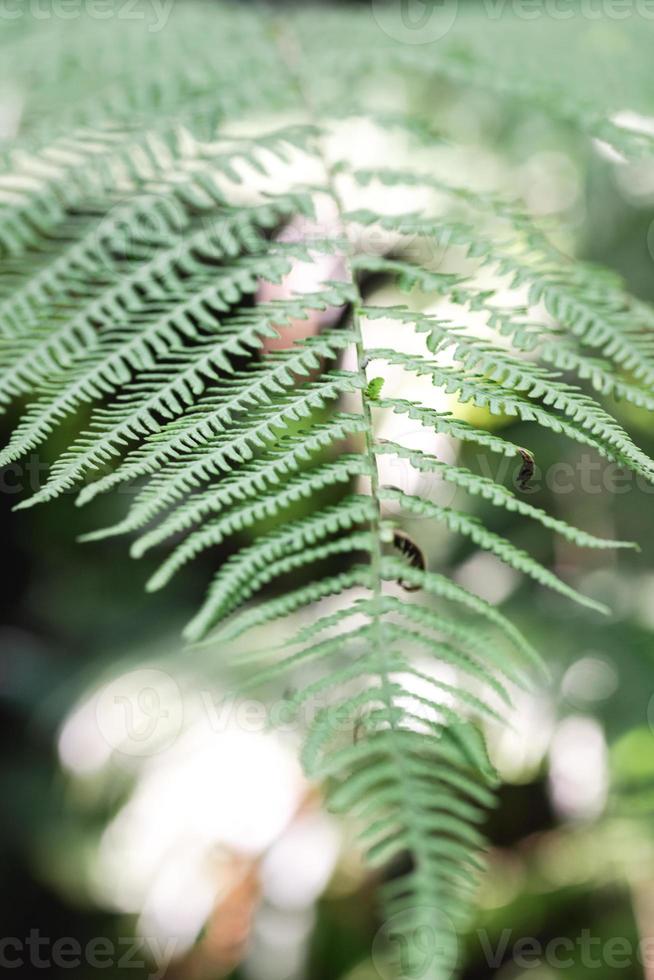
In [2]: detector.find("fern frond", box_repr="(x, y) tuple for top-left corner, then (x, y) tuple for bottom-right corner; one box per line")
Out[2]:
(368, 346), (654, 481)
(380, 487), (608, 614)
(74, 370), (362, 532)
(129, 413), (370, 557)
(3, 6), (653, 970)
(14, 327), (355, 503)
(146, 455), (373, 591)
(0, 123), (318, 264)
(374, 442), (636, 552)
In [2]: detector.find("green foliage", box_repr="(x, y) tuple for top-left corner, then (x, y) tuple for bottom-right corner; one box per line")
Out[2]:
(364, 376), (385, 401)
(2, 5), (654, 975)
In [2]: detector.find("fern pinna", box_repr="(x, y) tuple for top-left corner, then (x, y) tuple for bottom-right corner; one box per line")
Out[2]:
(2, 5), (654, 976)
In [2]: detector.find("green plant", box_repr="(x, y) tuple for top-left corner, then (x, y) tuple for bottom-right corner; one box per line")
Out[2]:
(2, 5), (654, 975)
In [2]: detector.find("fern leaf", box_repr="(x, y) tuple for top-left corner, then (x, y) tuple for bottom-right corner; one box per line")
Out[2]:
(3, 7), (654, 965)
